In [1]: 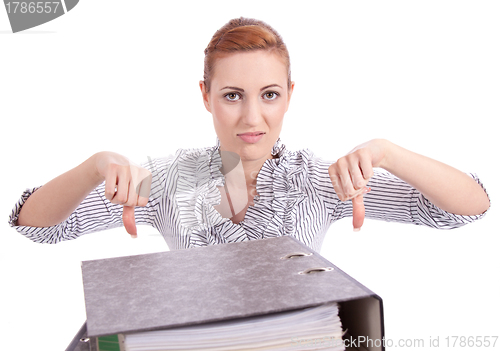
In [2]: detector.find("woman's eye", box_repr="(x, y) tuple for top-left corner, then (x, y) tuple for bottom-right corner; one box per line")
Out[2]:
(263, 92), (279, 100)
(225, 92), (241, 101)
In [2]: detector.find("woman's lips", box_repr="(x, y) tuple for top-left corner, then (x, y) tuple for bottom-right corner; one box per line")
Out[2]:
(237, 132), (265, 143)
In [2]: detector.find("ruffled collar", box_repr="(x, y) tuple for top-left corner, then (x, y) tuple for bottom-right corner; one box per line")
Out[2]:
(214, 137), (286, 158)
(176, 139), (314, 247)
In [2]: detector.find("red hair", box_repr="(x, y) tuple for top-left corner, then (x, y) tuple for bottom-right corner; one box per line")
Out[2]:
(203, 17), (291, 92)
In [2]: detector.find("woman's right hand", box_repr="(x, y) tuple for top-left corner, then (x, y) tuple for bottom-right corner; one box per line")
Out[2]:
(94, 152), (152, 237)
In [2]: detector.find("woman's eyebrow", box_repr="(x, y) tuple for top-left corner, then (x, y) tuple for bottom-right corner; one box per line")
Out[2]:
(261, 84), (282, 91)
(220, 86), (244, 92)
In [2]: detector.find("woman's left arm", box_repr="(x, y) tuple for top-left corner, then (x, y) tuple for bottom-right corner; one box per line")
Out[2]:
(328, 139), (490, 230)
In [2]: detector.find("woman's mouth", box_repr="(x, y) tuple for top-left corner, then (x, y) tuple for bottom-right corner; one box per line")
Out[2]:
(237, 132), (265, 144)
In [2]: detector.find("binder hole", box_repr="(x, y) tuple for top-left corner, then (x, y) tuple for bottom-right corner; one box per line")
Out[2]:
(280, 252), (313, 260)
(80, 338), (90, 343)
(298, 267), (334, 275)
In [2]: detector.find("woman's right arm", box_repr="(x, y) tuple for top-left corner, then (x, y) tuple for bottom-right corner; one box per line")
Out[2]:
(16, 151), (152, 236)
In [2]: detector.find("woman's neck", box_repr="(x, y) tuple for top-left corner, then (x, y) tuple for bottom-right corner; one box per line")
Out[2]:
(240, 155), (273, 187)
(217, 153), (272, 223)
(219, 150), (272, 187)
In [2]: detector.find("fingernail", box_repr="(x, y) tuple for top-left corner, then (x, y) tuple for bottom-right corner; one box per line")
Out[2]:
(131, 234), (137, 239)
(363, 187), (371, 194)
(353, 228), (361, 232)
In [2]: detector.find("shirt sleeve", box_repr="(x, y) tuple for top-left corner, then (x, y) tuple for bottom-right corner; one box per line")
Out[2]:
(8, 156), (173, 244)
(329, 168), (489, 229)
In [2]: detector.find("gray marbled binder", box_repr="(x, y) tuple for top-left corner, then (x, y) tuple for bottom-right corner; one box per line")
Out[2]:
(73, 236), (384, 351)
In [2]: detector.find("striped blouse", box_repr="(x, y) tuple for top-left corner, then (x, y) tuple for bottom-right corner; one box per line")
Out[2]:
(9, 141), (488, 252)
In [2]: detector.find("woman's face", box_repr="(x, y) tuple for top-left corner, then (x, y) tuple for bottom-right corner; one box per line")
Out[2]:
(200, 50), (294, 163)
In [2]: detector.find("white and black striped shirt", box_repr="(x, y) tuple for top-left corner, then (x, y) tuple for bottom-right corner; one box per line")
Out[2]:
(9, 143), (487, 251)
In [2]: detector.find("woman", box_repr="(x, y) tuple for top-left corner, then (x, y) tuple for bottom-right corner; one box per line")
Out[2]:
(9, 18), (490, 252)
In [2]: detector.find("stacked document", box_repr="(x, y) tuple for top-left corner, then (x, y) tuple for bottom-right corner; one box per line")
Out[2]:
(122, 303), (344, 351)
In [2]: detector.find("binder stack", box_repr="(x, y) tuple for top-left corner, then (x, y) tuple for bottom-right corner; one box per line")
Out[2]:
(67, 236), (384, 351)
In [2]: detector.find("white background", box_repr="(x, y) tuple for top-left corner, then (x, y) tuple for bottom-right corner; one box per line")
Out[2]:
(1, 1), (498, 350)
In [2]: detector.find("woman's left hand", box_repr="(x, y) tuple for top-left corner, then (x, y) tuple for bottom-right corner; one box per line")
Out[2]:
(329, 138), (490, 231)
(328, 139), (388, 231)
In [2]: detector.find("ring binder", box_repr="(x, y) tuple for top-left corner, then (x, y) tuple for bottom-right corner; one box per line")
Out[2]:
(70, 236), (385, 351)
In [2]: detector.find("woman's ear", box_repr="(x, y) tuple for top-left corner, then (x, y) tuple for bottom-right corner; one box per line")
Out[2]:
(199, 81), (211, 113)
(285, 81), (295, 112)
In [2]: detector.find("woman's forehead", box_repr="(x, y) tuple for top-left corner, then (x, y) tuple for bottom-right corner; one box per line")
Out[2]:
(211, 51), (288, 89)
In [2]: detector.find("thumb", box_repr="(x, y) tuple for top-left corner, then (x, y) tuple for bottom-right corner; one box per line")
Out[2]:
(352, 194), (365, 232)
(122, 206), (137, 238)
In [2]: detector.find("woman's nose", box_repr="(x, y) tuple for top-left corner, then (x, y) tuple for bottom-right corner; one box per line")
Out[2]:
(241, 99), (262, 126)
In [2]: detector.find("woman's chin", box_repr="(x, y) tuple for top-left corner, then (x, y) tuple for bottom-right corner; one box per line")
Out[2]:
(220, 138), (275, 163)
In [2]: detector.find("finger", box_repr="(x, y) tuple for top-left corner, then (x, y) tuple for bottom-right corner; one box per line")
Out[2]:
(136, 172), (152, 207)
(122, 205), (137, 237)
(337, 159), (357, 201)
(352, 194), (365, 232)
(113, 168), (130, 205)
(329, 164), (346, 201)
(104, 172), (118, 202)
(129, 165), (152, 206)
(359, 155), (374, 181)
(348, 161), (366, 192)
(125, 178), (139, 207)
